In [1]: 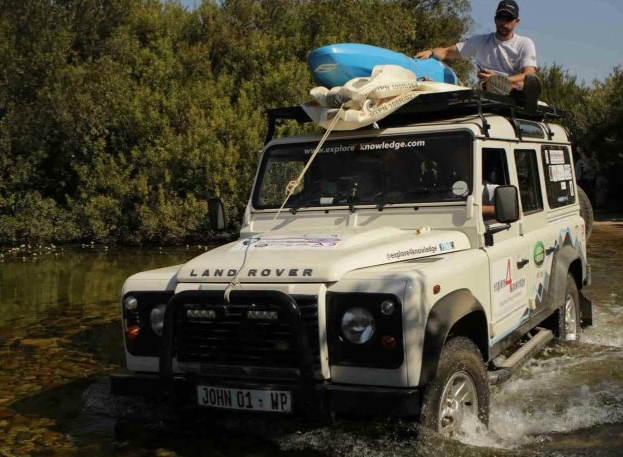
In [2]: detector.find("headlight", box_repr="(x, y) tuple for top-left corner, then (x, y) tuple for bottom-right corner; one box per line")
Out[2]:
(340, 307), (376, 345)
(149, 304), (167, 336)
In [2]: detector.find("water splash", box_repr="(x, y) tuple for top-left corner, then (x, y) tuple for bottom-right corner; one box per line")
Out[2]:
(583, 303), (623, 348)
(452, 344), (623, 450)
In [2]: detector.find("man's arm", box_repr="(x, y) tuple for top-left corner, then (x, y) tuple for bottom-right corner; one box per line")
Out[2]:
(482, 204), (496, 220)
(507, 65), (537, 85)
(477, 65), (536, 86)
(414, 45), (461, 61)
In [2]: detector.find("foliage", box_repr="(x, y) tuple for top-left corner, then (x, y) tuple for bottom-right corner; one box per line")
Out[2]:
(571, 67), (623, 165)
(0, 0), (620, 245)
(0, 0), (473, 245)
(537, 64), (589, 146)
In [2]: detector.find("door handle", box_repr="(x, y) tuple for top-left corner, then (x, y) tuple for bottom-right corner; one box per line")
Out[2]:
(517, 258), (529, 269)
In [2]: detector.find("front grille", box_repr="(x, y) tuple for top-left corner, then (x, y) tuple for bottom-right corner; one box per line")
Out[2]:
(174, 296), (320, 374)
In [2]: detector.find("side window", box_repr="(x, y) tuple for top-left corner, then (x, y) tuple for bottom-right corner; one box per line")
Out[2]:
(482, 148), (510, 219)
(482, 148), (510, 185)
(541, 146), (576, 208)
(514, 149), (543, 214)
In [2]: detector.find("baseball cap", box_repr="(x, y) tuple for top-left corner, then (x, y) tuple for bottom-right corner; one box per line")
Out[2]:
(496, 0), (519, 18)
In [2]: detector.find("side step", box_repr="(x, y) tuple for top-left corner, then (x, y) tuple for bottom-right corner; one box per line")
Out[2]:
(488, 328), (553, 385)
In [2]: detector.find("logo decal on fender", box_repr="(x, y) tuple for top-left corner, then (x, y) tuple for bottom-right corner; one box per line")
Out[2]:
(533, 241), (545, 267)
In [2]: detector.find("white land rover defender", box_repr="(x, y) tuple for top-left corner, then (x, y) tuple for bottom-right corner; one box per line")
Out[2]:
(111, 90), (593, 437)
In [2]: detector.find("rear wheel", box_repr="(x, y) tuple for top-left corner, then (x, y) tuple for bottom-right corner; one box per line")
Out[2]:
(420, 337), (489, 438)
(557, 274), (581, 341)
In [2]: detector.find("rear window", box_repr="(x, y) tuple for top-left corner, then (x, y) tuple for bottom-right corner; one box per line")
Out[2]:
(515, 149), (544, 214)
(541, 146), (576, 208)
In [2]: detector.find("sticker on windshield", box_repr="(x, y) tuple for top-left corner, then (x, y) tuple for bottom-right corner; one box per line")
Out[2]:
(452, 181), (469, 196)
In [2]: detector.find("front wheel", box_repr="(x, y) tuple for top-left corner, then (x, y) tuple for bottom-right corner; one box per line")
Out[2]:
(557, 273), (581, 341)
(420, 337), (490, 438)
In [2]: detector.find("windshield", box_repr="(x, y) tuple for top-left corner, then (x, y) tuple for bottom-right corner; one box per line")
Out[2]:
(253, 132), (473, 209)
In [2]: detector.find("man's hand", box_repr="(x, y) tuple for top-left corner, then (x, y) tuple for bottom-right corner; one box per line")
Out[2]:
(477, 68), (495, 84)
(414, 49), (434, 60)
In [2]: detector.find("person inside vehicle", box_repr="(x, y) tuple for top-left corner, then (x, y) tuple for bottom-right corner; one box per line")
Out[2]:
(482, 150), (504, 220)
(420, 159), (439, 188)
(482, 169), (499, 220)
(414, 0), (542, 113)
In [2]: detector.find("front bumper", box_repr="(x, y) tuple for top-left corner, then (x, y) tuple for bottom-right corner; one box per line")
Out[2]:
(110, 372), (421, 417)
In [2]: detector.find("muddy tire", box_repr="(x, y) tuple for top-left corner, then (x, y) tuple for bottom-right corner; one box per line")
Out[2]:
(577, 186), (593, 240)
(557, 273), (581, 341)
(420, 337), (489, 438)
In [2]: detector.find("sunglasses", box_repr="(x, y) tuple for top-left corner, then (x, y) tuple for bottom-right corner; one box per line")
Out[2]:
(495, 14), (517, 21)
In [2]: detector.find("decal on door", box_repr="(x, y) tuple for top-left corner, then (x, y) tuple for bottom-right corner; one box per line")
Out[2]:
(492, 257), (527, 309)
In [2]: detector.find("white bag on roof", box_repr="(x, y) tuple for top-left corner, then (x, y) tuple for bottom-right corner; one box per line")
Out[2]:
(302, 64), (468, 131)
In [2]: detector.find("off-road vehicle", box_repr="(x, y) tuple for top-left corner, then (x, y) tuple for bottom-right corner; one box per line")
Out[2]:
(111, 89), (593, 437)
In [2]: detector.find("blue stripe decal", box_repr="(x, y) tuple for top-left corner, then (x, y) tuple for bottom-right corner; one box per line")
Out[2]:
(489, 307), (531, 346)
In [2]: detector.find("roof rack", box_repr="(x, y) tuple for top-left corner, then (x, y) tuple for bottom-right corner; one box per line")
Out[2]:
(265, 89), (565, 144)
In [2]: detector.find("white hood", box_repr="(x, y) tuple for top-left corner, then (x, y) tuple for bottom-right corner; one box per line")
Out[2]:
(176, 226), (470, 283)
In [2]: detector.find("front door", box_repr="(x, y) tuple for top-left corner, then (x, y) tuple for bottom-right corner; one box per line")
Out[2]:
(481, 146), (531, 342)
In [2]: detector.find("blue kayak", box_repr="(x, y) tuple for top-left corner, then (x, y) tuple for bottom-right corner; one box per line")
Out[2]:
(308, 43), (459, 88)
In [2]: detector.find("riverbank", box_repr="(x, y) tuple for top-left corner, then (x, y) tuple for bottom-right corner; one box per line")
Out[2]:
(594, 209), (623, 224)
(593, 210), (623, 239)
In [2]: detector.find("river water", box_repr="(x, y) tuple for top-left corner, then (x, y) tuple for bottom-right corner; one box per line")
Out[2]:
(0, 222), (622, 457)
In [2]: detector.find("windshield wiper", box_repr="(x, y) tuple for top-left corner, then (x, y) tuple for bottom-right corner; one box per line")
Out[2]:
(404, 186), (453, 198)
(372, 192), (387, 211)
(289, 194), (319, 214)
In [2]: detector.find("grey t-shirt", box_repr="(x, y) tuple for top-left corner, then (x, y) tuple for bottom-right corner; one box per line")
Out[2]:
(456, 33), (537, 76)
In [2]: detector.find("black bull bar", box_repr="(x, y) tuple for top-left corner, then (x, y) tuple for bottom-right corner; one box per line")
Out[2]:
(159, 289), (319, 412)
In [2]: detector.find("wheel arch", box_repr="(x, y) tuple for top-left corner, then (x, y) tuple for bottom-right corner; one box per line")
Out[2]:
(542, 246), (592, 332)
(568, 257), (583, 290)
(418, 289), (489, 386)
(545, 245), (584, 311)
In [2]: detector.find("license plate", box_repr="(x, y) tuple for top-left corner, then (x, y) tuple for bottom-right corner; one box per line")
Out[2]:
(197, 385), (292, 413)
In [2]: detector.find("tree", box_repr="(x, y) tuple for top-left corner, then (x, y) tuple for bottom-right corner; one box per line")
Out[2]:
(0, 0), (476, 245)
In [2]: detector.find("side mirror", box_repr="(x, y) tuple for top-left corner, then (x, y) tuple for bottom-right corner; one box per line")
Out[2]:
(494, 185), (520, 223)
(208, 198), (226, 231)
(484, 186), (520, 247)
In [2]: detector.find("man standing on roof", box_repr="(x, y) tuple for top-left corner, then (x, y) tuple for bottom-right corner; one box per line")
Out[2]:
(414, 0), (541, 113)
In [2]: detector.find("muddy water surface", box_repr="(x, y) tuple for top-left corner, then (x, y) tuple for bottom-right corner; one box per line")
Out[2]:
(1, 223), (622, 457)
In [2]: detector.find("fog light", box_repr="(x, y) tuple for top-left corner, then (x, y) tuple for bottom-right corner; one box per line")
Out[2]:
(248, 310), (278, 320)
(126, 325), (140, 340)
(187, 309), (216, 319)
(382, 335), (397, 350)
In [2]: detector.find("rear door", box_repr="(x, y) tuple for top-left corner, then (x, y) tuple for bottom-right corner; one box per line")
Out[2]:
(513, 147), (549, 312)
(537, 145), (584, 308)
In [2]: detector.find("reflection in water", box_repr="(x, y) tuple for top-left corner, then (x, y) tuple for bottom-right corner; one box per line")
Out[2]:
(0, 246), (205, 455)
(0, 247), (203, 327)
(0, 224), (622, 456)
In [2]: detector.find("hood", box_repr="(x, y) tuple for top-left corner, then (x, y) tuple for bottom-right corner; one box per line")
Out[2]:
(176, 226), (470, 283)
